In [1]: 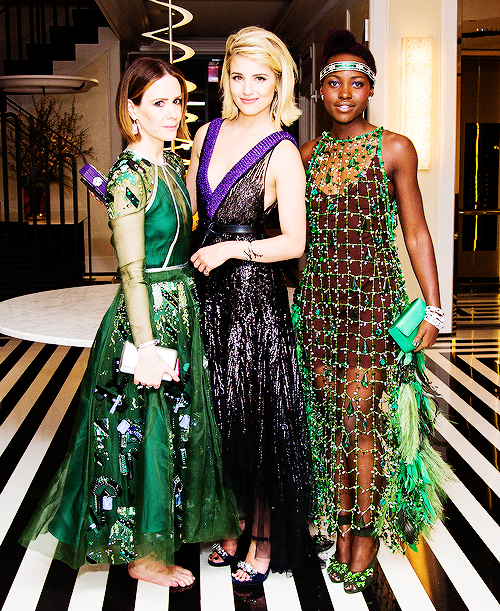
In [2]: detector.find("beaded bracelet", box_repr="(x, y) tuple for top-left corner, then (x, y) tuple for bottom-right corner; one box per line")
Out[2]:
(424, 307), (444, 331)
(426, 305), (444, 317)
(136, 339), (158, 350)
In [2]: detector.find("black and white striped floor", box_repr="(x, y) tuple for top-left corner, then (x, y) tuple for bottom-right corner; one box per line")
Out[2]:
(1, 298), (500, 610)
(456, 294), (500, 328)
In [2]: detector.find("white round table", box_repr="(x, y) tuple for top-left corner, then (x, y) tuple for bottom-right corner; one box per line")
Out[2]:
(0, 284), (118, 347)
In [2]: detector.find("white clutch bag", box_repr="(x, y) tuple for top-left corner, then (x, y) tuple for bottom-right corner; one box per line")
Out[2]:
(119, 341), (179, 382)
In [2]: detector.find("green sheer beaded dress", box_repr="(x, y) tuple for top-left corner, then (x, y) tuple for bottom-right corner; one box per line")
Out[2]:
(293, 129), (452, 551)
(20, 149), (239, 568)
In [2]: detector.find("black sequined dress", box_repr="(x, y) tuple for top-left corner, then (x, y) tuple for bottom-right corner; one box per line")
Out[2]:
(195, 118), (311, 571)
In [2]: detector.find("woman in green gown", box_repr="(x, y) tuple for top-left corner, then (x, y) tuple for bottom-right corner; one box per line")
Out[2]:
(20, 57), (240, 588)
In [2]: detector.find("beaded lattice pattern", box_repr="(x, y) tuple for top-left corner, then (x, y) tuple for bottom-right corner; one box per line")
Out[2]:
(294, 128), (410, 547)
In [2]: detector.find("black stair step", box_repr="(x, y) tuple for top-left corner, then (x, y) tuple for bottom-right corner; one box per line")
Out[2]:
(71, 9), (102, 44)
(77, 7), (109, 28)
(26, 42), (55, 63)
(3, 59), (53, 76)
(48, 26), (76, 61)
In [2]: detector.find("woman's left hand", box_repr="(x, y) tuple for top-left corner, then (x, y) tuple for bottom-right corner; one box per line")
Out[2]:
(191, 242), (239, 276)
(412, 320), (439, 352)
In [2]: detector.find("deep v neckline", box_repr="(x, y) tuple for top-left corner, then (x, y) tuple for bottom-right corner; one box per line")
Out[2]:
(205, 118), (281, 195)
(197, 117), (296, 220)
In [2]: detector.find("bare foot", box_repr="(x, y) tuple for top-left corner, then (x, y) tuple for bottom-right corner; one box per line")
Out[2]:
(208, 538), (238, 565)
(231, 540), (269, 582)
(128, 556), (194, 588)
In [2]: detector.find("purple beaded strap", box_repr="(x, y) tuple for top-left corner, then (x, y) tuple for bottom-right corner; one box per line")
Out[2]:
(198, 117), (297, 220)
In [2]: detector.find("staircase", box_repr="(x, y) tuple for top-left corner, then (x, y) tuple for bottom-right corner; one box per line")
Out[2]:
(3, 1), (108, 76)
(0, 1), (110, 300)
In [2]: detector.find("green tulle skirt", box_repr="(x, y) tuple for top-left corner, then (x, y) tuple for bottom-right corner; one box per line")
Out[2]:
(20, 267), (240, 568)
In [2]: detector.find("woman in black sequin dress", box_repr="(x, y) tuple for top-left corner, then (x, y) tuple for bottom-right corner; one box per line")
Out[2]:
(186, 27), (311, 582)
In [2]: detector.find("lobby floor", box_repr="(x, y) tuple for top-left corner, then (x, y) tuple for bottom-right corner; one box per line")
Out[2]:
(0, 294), (499, 611)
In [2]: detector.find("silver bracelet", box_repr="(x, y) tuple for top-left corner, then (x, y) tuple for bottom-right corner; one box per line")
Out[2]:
(136, 339), (158, 350)
(426, 305), (444, 317)
(424, 311), (444, 331)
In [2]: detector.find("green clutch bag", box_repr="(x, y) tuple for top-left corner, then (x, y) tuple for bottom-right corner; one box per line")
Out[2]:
(388, 298), (426, 353)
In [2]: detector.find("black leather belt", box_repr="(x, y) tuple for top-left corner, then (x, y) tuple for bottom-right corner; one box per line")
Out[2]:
(196, 222), (265, 248)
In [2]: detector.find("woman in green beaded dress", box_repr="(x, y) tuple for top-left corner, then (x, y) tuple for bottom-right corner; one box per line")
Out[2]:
(20, 57), (239, 588)
(293, 29), (452, 594)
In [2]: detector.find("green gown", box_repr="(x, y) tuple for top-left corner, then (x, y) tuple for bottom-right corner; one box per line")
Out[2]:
(20, 149), (240, 568)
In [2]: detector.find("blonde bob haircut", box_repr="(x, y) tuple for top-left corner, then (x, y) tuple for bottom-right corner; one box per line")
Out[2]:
(115, 56), (190, 143)
(220, 26), (301, 129)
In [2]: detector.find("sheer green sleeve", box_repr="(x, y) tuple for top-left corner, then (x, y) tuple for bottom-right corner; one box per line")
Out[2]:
(106, 158), (154, 346)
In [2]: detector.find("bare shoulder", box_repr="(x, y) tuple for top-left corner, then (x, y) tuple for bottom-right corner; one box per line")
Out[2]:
(268, 137), (304, 175)
(381, 130), (417, 159)
(381, 130), (417, 175)
(191, 122), (210, 153)
(299, 137), (321, 168)
(273, 137), (302, 159)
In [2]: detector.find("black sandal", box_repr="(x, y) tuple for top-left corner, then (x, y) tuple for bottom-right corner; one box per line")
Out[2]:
(327, 514), (351, 584)
(208, 542), (237, 567)
(231, 535), (270, 585)
(343, 523), (379, 594)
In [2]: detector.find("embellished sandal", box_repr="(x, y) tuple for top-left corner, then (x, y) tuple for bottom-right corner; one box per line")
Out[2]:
(232, 561), (270, 585)
(231, 535), (270, 585)
(208, 542), (237, 567)
(327, 514), (351, 584)
(343, 524), (379, 594)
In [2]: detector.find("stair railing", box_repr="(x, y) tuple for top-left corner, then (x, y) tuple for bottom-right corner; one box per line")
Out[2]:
(0, 94), (94, 278)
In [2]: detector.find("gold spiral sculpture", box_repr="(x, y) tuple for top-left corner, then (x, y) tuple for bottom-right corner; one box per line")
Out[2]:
(143, 0), (195, 64)
(143, 0), (198, 128)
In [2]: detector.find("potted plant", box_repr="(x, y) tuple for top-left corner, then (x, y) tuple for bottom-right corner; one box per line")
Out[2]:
(6, 96), (94, 219)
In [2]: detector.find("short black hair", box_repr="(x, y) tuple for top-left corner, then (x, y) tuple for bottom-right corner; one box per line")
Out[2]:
(321, 29), (376, 80)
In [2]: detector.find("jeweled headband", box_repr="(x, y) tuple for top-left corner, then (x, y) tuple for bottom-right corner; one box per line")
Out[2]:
(319, 61), (376, 85)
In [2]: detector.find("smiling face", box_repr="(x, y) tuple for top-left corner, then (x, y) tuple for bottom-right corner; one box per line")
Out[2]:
(320, 53), (374, 125)
(127, 73), (182, 147)
(229, 55), (277, 120)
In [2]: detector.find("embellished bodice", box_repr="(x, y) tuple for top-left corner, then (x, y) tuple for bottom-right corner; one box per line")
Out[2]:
(295, 127), (408, 370)
(306, 127), (397, 255)
(196, 117), (296, 229)
(106, 149), (192, 269)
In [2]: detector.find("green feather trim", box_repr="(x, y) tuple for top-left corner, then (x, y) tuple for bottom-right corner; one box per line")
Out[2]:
(420, 438), (454, 518)
(389, 352), (456, 546)
(397, 383), (420, 463)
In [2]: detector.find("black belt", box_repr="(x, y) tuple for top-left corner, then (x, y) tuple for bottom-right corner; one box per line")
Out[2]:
(196, 222), (265, 248)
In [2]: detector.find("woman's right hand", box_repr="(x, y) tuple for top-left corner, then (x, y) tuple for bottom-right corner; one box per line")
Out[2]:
(133, 344), (180, 388)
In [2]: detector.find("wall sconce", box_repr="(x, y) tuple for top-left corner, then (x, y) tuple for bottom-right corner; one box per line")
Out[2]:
(401, 38), (433, 171)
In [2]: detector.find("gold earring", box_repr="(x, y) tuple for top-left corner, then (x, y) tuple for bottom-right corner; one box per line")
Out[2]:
(271, 95), (278, 120)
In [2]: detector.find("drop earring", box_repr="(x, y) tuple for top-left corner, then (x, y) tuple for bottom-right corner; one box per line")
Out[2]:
(131, 119), (138, 135)
(321, 94), (324, 100)
(368, 96), (373, 101)
(271, 91), (278, 120)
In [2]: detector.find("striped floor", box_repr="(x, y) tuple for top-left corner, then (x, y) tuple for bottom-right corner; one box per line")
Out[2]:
(456, 294), (500, 328)
(1, 306), (500, 610)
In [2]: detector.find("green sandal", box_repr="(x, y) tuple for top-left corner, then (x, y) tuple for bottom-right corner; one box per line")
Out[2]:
(343, 524), (379, 594)
(326, 514), (351, 584)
